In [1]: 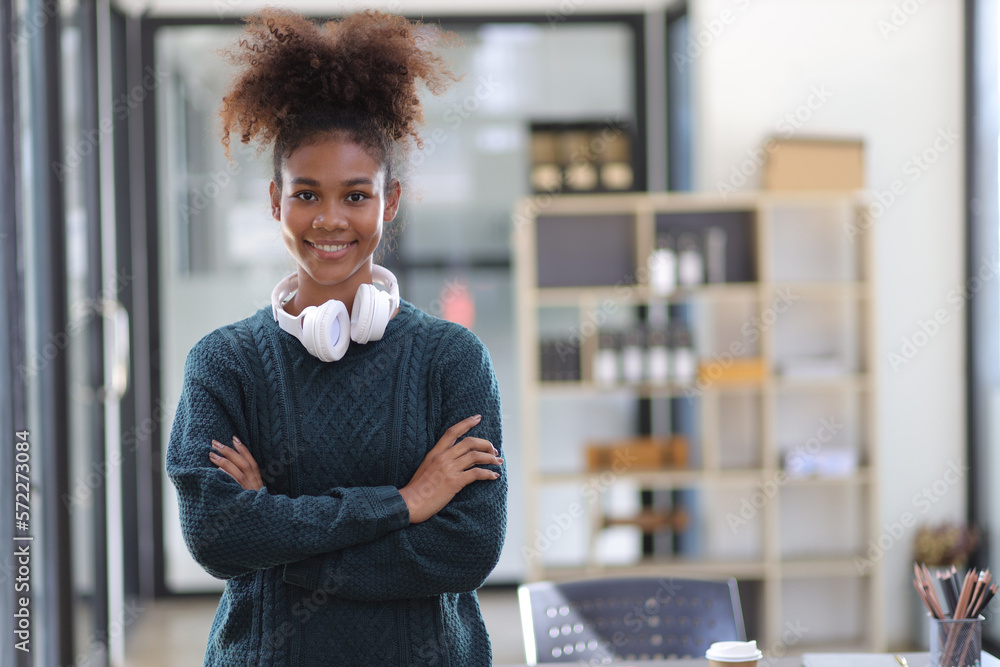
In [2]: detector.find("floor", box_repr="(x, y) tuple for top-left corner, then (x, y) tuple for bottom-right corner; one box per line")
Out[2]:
(123, 587), (526, 665)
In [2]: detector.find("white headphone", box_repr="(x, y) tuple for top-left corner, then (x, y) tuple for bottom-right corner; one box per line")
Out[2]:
(271, 265), (400, 362)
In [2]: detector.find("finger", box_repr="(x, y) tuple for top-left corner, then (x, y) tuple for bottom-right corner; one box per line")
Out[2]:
(232, 437), (260, 474)
(459, 467), (501, 485)
(433, 415), (482, 451)
(212, 440), (254, 479)
(456, 450), (504, 469)
(209, 450), (247, 486)
(450, 437), (497, 457)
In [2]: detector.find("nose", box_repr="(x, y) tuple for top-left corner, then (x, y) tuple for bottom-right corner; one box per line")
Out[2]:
(312, 210), (348, 230)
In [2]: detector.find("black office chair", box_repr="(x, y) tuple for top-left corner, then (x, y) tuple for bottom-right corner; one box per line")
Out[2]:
(517, 576), (745, 665)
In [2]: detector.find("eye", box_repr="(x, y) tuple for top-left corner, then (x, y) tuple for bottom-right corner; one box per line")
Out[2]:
(346, 192), (368, 203)
(293, 191), (317, 202)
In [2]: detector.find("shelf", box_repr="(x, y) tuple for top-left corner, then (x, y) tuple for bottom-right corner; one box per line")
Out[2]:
(771, 281), (871, 298)
(771, 374), (871, 391)
(780, 469), (871, 487)
(535, 282), (760, 307)
(780, 557), (875, 578)
(535, 469), (766, 487)
(518, 190), (882, 650)
(538, 380), (763, 398)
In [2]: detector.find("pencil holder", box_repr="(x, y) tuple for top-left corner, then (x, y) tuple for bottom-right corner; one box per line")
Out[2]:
(929, 615), (983, 667)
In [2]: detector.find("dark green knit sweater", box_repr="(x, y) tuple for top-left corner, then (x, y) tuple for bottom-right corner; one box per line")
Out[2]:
(166, 300), (507, 666)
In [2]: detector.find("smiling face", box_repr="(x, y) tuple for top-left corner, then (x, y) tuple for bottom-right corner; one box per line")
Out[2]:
(270, 134), (400, 315)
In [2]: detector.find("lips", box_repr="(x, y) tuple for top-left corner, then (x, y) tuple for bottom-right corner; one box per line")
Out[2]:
(307, 240), (355, 253)
(305, 241), (358, 259)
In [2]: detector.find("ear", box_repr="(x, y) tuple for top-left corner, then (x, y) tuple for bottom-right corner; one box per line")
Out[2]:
(269, 180), (281, 220)
(383, 179), (402, 223)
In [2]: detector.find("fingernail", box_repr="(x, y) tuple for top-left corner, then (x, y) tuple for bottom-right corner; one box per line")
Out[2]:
(497, 458), (504, 464)
(209, 451), (219, 459)
(473, 415), (482, 422)
(233, 436), (242, 446)
(492, 447), (498, 455)
(212, 440), (222, 450)
(492, 472), (500, 479)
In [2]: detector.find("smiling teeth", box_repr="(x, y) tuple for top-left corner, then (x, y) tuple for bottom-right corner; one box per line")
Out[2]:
(312, 242), (351, 252)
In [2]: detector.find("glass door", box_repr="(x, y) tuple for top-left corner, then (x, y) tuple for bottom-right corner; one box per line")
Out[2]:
(148, 14), (643, 592)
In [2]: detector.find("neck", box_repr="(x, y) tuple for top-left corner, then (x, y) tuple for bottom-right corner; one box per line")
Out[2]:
(285, 262), (374, 317)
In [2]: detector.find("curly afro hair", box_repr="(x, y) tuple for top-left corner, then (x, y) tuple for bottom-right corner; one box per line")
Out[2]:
(219, 8), (458, 189)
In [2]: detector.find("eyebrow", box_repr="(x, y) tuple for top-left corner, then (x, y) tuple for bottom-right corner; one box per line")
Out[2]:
(289, 176), (375, 187)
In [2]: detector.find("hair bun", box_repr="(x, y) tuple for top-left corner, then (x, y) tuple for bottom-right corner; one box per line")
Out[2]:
(219, 8), (458, 158)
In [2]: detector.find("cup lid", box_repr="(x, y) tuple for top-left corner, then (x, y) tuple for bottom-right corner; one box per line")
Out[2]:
(705, 640), (764, 662)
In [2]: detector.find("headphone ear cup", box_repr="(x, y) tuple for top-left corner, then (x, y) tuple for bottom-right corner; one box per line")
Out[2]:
(351, 283), (377, 344)
(351, 283), (394, 344)
(303, 301), (350, 362)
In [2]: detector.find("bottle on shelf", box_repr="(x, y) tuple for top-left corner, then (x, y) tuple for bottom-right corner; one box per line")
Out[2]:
(594, 331), (620, 386)
(677, 232), (705, 287)
(621, 326), (645, 385)
(646, 326), (670, 385)
(669, 321), (697, 384)
(649, 234), (677, 296)
(705, 226), (728, 284)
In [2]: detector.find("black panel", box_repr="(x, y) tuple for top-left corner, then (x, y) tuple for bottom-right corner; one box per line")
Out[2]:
(536, 214), (636, 288)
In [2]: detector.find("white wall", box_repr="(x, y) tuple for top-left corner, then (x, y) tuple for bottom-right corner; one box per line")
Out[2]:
(691, 0), (965, 649)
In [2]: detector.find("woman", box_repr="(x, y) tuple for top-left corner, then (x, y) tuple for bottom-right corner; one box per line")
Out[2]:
(165, 9), (507, 665)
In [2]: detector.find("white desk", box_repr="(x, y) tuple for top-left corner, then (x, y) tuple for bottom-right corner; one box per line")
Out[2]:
(500, 652), (1000, 667)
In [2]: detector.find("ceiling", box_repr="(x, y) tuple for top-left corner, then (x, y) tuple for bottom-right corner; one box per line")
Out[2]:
(112, 0), (683, 18)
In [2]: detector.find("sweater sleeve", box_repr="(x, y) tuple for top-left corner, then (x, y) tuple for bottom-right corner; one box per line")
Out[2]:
(280, 326), (507, 599)
(166, 331), (410, 580)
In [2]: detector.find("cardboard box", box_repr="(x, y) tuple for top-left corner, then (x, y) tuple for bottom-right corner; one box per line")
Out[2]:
(586, 435), (688, 471)
(763, 137), (864, 191)
(697, 357), (767, 386)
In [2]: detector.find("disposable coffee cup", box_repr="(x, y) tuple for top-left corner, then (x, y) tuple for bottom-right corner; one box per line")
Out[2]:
(705, 640), (763, 667)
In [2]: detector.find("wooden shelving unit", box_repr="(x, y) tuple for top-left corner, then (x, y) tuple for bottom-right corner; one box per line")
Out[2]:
(514, 190), (884, 652)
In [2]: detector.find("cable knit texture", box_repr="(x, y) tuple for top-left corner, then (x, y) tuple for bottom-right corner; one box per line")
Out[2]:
(166, 300), (507, 666)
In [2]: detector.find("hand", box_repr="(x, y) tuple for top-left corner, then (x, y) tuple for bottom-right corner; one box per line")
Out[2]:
(209, 436), (264, 491)
(398, 415), (502, 524)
